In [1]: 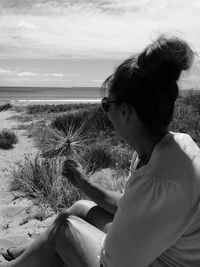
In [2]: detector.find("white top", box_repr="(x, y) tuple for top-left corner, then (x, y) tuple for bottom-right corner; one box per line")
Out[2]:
(100, 132), (200, 267)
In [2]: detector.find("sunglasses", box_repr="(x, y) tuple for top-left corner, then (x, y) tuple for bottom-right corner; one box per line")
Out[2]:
(101, 97), (116, 112)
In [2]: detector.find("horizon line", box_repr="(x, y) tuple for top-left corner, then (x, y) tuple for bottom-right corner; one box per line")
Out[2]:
(0, 85), (100, 88)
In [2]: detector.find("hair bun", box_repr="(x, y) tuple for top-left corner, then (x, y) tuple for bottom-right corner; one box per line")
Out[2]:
(137, 35), (195, 81)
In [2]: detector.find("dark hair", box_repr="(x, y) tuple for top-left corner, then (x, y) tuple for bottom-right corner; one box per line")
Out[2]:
(101, 35), (194, 133)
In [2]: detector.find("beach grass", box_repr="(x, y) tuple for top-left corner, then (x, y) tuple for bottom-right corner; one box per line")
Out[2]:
(10, 155), (86, 213)
(0, 129), (18, 149)
(0, 103), (12, 112)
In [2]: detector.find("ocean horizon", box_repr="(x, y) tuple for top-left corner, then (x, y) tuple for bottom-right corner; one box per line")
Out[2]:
(0, 86), (102, 104)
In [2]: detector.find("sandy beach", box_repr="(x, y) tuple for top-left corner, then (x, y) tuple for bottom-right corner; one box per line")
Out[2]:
(0, 108), (56, 250)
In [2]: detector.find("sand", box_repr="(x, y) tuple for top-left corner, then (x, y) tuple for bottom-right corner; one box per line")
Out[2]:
(0, 109), (56, 250)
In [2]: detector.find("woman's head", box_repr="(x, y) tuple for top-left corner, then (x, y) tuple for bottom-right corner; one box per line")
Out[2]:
(102, 35), (194, 134)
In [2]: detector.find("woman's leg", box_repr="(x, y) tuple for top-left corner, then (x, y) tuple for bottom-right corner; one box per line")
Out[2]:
(67, 200), (114, 233)
(1, 213), (105, 267)
(4, 199), (114, 260)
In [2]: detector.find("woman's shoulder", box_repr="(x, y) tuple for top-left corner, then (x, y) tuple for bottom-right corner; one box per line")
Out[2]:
(166, 131), (200, 155)
(145, 132), (200, 186)
(123, 171), (186, 206)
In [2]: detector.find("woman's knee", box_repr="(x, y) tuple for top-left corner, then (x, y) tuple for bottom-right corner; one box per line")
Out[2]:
(67, 200), (114, 233)
(67, 200), (97, 220)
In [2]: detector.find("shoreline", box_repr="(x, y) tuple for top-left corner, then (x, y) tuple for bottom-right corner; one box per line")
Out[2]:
(13, 99), (101, 103)
(7, 99), (101, 106)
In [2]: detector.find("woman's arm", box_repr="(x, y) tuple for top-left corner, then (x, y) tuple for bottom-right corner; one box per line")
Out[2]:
(78, 178), (122, 215)
(62, 159), (122, 215)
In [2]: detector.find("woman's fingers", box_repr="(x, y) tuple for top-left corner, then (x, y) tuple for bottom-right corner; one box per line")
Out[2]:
(63, 159), (79, 168)
(62, 159), (82, 181)
(62, 164), (76, 177)
(61, 159), (86, 188)
(63, 159), (83, 173)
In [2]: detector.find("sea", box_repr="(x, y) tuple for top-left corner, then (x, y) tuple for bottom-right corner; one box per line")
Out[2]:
(0, 86), (102, 105)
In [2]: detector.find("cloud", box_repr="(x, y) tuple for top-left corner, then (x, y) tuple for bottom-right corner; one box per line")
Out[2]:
(44, 73), (64, 77)
(18, 20), (38, 30)
(0, 67), (65, 80)
(16, 72), (65, 79)
(16, 71), (37, 77)
(0, 68), (13, 75)
(0, 0), (200, 59)
(15, 77), (71, 82)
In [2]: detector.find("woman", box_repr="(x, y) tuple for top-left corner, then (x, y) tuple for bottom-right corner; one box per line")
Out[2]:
(1, 35), (200, 267)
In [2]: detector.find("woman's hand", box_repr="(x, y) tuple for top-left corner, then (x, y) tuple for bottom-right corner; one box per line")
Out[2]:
(61, 159), (87, 188)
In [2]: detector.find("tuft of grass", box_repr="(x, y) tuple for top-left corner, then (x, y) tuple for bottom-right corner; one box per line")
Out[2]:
(0, 103), (12, 112)
(10, 155), (86, 214)
(0, 129), (18, 149)
(41, 113), (92, 159)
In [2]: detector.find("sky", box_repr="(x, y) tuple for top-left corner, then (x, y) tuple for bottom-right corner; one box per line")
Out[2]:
(0, 0), (200, 88)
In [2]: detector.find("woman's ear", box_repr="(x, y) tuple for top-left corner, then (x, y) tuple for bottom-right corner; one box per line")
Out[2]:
(120, 103), (138, 124)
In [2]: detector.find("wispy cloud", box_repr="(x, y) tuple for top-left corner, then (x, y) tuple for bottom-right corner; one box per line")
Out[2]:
(16, 71), (37, 77)
(0, 0), (199, 59)
(14, 77), (72, 83)
(0, 68), (13, 75)
(18, 20), (39, 30)
(44, 73), (64, 77)
(0, 67), (65, 81)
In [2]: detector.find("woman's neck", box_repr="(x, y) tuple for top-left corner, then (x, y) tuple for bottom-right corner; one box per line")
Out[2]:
(133, 128), (168, 159)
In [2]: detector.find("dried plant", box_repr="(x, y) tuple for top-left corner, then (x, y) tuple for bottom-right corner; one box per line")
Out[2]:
(41, 115), (93, 160)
